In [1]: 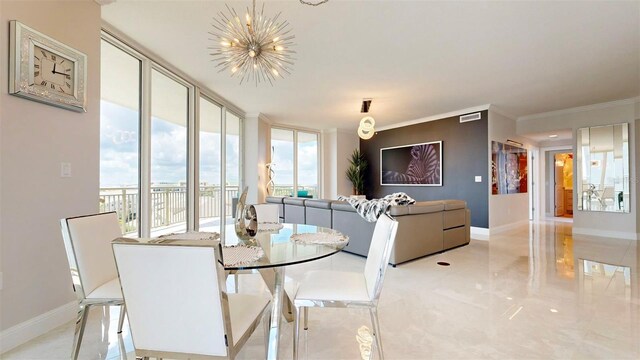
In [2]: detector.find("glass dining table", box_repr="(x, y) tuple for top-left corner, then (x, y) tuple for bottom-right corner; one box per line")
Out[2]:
(222, 223), (348, 360)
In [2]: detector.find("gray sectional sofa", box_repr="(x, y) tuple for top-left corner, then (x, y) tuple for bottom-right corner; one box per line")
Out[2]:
(266, 196), (471, 266)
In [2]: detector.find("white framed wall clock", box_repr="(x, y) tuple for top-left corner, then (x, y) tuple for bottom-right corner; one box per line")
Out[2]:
(9, 20), (87, 112)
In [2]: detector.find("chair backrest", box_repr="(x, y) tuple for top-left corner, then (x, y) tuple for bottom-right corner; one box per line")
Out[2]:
(252, 204), (280, 223)
(60, 212), (122, 298)
(363, 214), (399, 301)
(602, 186), (615, 199)
(112, 241), (230, 358)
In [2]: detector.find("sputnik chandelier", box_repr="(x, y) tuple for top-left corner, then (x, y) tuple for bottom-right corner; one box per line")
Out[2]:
(210, 0), (296, 86)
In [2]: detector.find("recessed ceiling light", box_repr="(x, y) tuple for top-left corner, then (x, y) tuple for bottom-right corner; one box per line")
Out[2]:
(550, 309), (559, 313)
(549, 134), (558, 138)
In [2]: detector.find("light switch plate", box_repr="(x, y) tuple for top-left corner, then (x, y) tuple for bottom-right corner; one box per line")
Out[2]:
(475, 176), (482, 183)
(61, 162), (71, 177)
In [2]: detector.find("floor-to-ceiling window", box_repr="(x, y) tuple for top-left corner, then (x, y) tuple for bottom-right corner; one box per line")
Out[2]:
(296, 132), (319, 198)
(270, 127), (320, 198)
(99, 32), (244, 236)
(150, 69), (189, 236)
(225, 111), (242, 212)
(199, 96), (222, 231)
(99, 39), (141, 236)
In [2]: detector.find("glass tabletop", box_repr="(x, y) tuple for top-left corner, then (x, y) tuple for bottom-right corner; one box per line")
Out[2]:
(222, 223), (347, 270)
(112, 223), (348, 271)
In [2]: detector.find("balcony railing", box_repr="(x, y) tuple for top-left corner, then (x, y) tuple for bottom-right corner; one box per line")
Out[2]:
(99, 184), (317, 234)
(100, 185), (240, 234)
(271, 185), (318, 198)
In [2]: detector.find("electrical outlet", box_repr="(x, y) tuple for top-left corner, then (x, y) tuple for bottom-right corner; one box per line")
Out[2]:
(475, 176), (482, 183)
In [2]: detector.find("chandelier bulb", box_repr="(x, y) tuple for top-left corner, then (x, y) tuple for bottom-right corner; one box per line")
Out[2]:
(272, 68), (279, 76)
(249, 50), (256, 58)
(231, 66), (239, 73)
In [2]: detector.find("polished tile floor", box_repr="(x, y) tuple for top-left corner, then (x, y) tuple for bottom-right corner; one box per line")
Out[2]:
(4, 221), (639, 359)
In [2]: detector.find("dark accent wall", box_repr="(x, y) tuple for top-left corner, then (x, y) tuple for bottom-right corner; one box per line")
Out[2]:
(360, 111), (489, 228)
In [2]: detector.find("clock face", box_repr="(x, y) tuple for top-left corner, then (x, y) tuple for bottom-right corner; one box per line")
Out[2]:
(33, 45), (75, 95)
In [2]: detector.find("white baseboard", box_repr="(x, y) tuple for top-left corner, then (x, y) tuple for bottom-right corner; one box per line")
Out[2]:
(470, 227), (490, 241)
(573, 227), (639, 241)
(0, 300), (77, 354)
(489, 220), (530, 235)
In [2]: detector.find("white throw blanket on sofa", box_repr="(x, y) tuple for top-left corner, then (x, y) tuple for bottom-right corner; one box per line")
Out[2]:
(338, 192), (416, 222)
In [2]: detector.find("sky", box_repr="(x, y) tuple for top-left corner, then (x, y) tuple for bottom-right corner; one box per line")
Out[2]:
(271, 136), (318, 187)
(100, 100), (240, 188)
(100, 100), (318, 189)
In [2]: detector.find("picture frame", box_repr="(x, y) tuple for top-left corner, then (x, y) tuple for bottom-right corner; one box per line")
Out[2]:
(9, 20), (87, 112)
(380, 140), (442, 186)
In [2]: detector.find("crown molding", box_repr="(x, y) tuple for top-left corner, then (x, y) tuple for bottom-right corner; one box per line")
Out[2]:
(517, 96), (640, 122)
(95, 0), (116, 5)
(376, 104), (491, 131)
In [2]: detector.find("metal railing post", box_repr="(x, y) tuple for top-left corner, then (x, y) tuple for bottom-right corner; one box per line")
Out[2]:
(164, 189), (170, 226)
(121, 188), (127, 233)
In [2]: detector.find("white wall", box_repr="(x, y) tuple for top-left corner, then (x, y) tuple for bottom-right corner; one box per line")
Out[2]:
(518, 98), (640, 240)
(321, 129), (359, 200)
(243, 114), (271, 204)
(0, 0), (102, 348)
(488, 110), (535, 232)
(321, 129), (337, 199)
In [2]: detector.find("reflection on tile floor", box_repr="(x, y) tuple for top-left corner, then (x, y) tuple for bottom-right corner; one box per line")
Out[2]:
(3, 221), (639, 359)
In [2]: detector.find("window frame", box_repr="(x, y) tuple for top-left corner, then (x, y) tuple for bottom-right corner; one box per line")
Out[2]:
(100, 28), (244, 237)
(270, 125), (321, 198)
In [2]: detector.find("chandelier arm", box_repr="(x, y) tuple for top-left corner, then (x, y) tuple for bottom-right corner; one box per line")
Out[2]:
(299, 0), (329, 6)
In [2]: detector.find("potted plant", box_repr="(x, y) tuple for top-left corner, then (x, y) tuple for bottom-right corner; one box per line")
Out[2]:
(346, 149), (367, 196)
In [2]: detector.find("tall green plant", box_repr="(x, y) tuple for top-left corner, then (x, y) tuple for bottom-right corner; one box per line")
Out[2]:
(346, 149), (367, 195)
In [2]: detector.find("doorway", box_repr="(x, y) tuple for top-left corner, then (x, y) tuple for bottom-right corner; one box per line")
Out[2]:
(552, 153), (574, 218)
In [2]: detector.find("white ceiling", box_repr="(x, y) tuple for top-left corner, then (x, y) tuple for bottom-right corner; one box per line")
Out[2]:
(102, 0), (640, 130)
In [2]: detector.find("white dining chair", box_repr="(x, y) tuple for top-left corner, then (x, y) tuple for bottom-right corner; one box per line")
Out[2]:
(252, 203), (281, 223)
(112, 239), (272, 360)
(291, 214), (398, 360)
(59, 212), (127, 360)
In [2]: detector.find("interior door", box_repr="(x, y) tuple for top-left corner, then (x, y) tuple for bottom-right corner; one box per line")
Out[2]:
(554, 155), (565, 216)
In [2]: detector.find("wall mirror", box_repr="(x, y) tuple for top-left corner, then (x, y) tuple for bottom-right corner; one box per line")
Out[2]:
(576, 123), (630, 213)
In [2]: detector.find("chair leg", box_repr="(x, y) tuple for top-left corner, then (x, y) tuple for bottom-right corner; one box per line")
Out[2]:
(293, 306), (301, 360)
(263, 313), (271, 358)
(369, 307), (384, 360)
(118, 304), (126, 334)
(117, 333), (127, 360)
(304, 307), (309, 330)
(71, 304), (90, 360)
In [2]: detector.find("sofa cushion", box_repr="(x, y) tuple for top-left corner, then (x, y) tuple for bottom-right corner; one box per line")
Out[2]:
(331, 201), (356, 212)
(443, 209), (466, 229)
(408, 201), (444, 214)
(442, 200), (466, 210)
(389, 206), (409, 216)
(305, 199), (332, 209)
(266, 196), (285, 204)
(283, 197), (306, 206)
